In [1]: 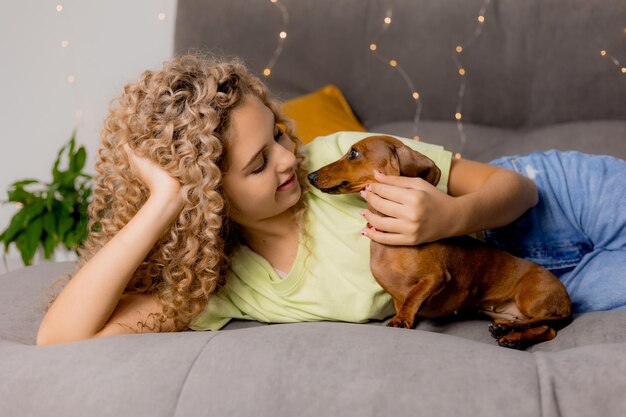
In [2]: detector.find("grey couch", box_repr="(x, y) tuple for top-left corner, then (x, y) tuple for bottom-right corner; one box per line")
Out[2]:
(2, 1), (625, 416)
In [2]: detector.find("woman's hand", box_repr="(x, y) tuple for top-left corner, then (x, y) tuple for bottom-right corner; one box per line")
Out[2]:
(359, 157), (539, 246)
(122, 143), (184, 203)
(359, 170), (461, 246)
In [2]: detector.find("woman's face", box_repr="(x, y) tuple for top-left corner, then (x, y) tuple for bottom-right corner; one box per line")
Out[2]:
(222, 94), (301, 228)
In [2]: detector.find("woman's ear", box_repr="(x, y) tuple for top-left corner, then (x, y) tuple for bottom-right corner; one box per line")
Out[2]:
(393, 145), (441, 186)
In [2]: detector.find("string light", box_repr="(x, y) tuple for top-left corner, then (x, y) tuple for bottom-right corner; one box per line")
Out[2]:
(451, 0), (493, 158)
(592, 25), (626, 75)
(598, 48), (626, 74)
(53, 2), (170, 129)
(262, 0), (289, 78)
(369, 8), (423, 142)
(368, 2), (494, 152)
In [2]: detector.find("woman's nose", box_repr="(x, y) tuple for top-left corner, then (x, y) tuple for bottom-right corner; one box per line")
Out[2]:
(275, 141), (296, 170)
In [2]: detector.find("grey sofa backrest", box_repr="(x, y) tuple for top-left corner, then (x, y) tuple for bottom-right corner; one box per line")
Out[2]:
(174, 0), (626, 129)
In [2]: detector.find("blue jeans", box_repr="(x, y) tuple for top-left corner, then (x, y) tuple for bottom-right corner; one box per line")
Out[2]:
(483, 150), (626, 314)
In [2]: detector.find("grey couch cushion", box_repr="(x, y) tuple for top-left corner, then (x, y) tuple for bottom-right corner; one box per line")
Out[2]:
(369, 119), (626, 161)
(2, 262), (626, 417)
(175, 0), (626, 129)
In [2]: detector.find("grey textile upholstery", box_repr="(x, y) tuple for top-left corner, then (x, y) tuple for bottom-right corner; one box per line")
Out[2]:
(174, 0), (626, 160)
(3, 1), (626, 416)
(2, 262), (626, 417)
(175, 0), (626, 130)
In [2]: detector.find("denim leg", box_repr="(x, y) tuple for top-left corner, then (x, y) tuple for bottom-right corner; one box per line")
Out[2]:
(483, 150), (626, 313)
(563, 250), (626, 312)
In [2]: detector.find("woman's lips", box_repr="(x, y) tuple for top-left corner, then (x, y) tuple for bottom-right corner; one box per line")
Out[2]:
(277, 172), (296, 191)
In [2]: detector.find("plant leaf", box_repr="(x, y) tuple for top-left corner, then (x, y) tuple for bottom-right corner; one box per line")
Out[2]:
(52, 146), (66, 184)
(43, 211), (57, 237)
(0, 209), (27, 243)
(69, 133), (76, 159)
(10, 179), (40, 188)
(15, 233), (29, 265)
(17, 216), (43, 266)
(70, 146), (86, 174)
(45, 189), (55, 211)
(62, 192), (77, 213)
(43, 233), (56, 259)
(7, 188), (36, 204)
(23, 198), (46, 224)
(64, 228), (77, 249)
(58, 214), (73, 239)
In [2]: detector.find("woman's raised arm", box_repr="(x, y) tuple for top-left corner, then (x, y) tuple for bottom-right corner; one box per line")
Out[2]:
(360, 157), (538, 246)
(36, 145), (185, 345)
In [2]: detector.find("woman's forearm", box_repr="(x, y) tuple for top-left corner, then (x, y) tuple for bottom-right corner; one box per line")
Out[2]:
(452, 169), (538, 237)
(36, 194), (183, 345)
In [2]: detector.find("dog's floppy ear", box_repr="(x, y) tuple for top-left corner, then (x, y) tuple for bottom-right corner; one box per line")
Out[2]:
(392, 144), (441, 186)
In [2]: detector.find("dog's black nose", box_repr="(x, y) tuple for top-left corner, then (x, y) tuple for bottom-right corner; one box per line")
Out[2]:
(307, 172), (318, 184)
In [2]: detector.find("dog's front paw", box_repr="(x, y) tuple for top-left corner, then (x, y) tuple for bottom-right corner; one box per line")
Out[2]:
(387, 315), (414, 329)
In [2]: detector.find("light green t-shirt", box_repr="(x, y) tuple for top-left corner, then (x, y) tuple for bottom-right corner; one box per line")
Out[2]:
(188, 131), (452, 331)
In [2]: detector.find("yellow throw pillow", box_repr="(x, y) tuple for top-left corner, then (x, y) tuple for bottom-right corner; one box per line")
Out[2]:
(280, 84), (367, 144)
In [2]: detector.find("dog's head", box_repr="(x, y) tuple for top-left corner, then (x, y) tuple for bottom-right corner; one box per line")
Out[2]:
(307, 135), (441, 194)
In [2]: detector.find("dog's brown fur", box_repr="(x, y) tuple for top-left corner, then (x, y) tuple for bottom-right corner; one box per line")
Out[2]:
(307, 135), (572, 349)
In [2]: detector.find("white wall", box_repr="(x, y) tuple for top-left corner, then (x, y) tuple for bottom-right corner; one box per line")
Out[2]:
(0, 0), (177, 274)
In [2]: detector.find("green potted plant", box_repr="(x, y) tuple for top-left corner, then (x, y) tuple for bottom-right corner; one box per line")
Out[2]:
(0, 131), (93, 267)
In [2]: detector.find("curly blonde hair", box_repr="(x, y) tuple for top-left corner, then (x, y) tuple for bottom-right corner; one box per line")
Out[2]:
(45, 52), (310, 333)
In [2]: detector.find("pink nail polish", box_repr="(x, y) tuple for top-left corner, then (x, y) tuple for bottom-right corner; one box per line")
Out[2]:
(360, 229), (367, 235)
(359, 210), (366, 217)
(365, 184), (371, 191)
(360, 190), (366, 198)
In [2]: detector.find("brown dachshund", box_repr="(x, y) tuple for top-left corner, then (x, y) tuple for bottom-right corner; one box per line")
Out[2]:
(307, 135), (572, 349)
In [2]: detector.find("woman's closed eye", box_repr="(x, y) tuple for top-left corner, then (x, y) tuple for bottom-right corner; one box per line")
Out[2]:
(251, 126), (284, 175)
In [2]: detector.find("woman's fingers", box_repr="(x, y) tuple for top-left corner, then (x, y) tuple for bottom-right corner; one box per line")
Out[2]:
(368, 176), (435, 204)
(121, 143), (182, 199)
(361, 209), (405, 234)
(360, 227), (412, 246)
(362, 190), (407, 219)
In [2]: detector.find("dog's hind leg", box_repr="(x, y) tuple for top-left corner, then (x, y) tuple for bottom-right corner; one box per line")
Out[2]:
(490, 271), (572, 349)
(387, 272), (447, 329)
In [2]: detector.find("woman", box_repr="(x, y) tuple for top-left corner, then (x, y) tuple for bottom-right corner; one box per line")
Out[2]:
(36, 53), (626, 344)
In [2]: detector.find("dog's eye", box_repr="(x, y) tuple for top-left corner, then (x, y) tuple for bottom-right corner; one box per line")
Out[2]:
(348, 148), (360, 160)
